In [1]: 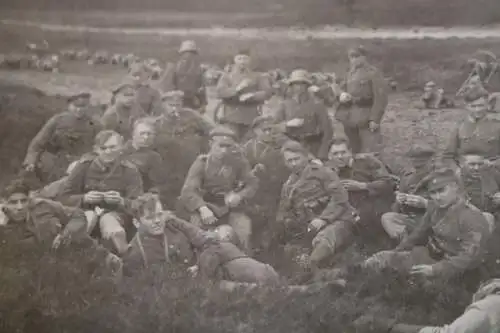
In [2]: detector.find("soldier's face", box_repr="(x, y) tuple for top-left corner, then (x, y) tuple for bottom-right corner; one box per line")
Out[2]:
(164, 98), (183, 113)
(284, 151), (308, 173)
(116, 88), (136, 107)
(69, 97), (90, 114)
(210, 137), (237, 159)
(289, 83), (308, 96)
(3, 193), (29, 222)
(348, 54), (365, 69)
(129, 70), (149, 85)
(461, 155), (486, 176)
(139, 199), (165, 236)
(95, 134), (123, 163)
(467, 98), (489, 119)
(429, 184), (459, 208)
(133, 123), (156, 148)
(234, 54), (251, 70)
(328, 143), (353, 167)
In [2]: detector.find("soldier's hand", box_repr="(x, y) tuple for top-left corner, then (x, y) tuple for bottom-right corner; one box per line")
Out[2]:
(404, 195), (428, 208)
(286, 118), (305, 128)
(341, 180), (368, 191)
(187, 265), (199, 277)
(199, 206), (217, 225)
(24, 164), (36, 172)
(239, 92), (255, 102)
(225, 192), (242, 208)
(103, 191), (124, 206)
(308, 218), (327, 233)
(339, 92), (352, 103)
(236, 78), (252, 92)
(410, 264), (434, 278)
(308, 85), (320, 94)
(395, 192), (408, 204)
(84, 191), (104, 204)
(106, 253), (123, 274)
(368, 121), (379, 132)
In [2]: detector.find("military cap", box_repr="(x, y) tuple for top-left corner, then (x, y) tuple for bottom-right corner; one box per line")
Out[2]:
(427, 168), (459, 192)
(281, 140), (308, 155)
(348, 45), (367, 58)
(179, 40), (198, 54)
(251, 115), (275, 129)
(111, 82), (135, 95)
(161, 90), (185, 101)
(286, 69), (312, 85)
(209, 126), (238, 140)
(68, 91), (91, 103)
(406, 144), (436, 158)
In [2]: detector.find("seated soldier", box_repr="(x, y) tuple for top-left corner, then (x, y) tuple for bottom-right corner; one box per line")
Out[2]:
(381, 144), (437, 242)
(164, 212), (280, 286)
(363, 168), (491, 280)
(353, 277), (500, 333)
(327, 138), (394, 239)
(120, 118), (168, 204)
(59, 130), (143, 256)
(419, 81), (454, 109)
(178, 126), (258, 254)
(123, 193), (194, 275)
(459, 150), (500, 232)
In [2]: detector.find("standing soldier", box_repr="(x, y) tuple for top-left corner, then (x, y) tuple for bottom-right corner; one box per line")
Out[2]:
(216, 49), (271, 141)
(23, 92), (101, 184)
(335, 46), (389, 154)
(125, 62), (163, 116)
(272, 69), (334, 161)
(153, 90), (215, 207)
(101, 83), (146, 139)
(59, 130), (143, 255)
(275, 141), (358, 272)
(442, 94), (500, 168)
(178, 127), (259, 253)
(156, 40), (206, 110)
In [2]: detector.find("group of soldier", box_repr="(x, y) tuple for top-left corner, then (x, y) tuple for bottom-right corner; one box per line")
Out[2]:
(2, 39), (500, 332)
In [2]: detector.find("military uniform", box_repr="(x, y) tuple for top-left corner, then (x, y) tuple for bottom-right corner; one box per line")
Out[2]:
(100, 103), (146, 140)
(135, 84), (163, 116)
(23, 111), (101, 183)
(335, 62), (388, 154)
(276, 161), (358, 268)
(442, 115), (500, 166)
(178, 149), (259, 252)
(216, 69), (271, 141)
(330, 153), (394, 233)
(168, 217), (279, 284)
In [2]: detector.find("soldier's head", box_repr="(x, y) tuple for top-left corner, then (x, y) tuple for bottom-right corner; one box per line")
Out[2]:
(286, 69), (312, 96)
(407, 144), (436, 169)
(233, 49), (251, 72)
(348, 46), (368, 69)
(179, 40), (199, 56)
(209, 127), (239, 160)
(460, 150), (488, 177)
(93, 130), (124, 164)
(328, 138), (353, 168)
(132, 193), (165, 236)
(427, 168), (462, 208)
(161, 90), (184, 113)
(251, 115), (278, 141)
(68, 92), (91, 115)
(132, 118), (157, 148)
(128, 63), (152, 86)
(1, 178), (31, 223)
(466, 95), (489, 120)
(113, 83), (136, 108)
(282, 140), (309, 173)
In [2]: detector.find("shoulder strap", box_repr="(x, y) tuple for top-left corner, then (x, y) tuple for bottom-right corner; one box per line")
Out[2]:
(135, 234), (149, 267)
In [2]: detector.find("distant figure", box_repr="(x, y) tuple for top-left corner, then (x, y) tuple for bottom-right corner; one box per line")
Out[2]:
(419, 81), (454, 109)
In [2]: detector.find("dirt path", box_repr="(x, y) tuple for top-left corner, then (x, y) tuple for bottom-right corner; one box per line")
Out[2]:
(2, 19), (500, 40)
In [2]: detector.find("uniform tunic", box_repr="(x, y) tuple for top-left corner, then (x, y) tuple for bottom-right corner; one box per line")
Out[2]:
(100, 103), (146, 139)
(135, 84), (163, 116)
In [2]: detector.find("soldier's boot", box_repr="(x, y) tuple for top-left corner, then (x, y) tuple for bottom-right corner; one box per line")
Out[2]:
(309, 241), (335, 273)
(228, 212), (253, 255)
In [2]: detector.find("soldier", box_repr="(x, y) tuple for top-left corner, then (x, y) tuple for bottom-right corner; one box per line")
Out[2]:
(381, 144), (437, 241)
(101, 83), (146, 139)
(178, 127), (259, 253)
(276, 141), (358, 271)
(59, 130), (143, 255)
(216, 49), (271, 141)
(164, 211), (280, 285)
(419, 81), (454, 109)
(459, 150), (500, 232)
(353, 278), (500, 333)
(156, 40), (206, 110)
(441, 94), (500, 168)
(23, 92), (101, 184)
(123, 193), (194, 275)
(126, 62), (163, 116)
(120, 118), (167, 200)
(335, 46), (389, 154)
(153, 90), (215, 206)
(272, 69), (334, 161)
(363, 168), (491, 280)
(459, 74), (490, 103)
(326, 138), (394, 238)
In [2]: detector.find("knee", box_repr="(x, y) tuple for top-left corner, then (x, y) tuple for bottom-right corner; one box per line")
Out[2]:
(381, 212), (397, 228)
(100, 213), (125, 238)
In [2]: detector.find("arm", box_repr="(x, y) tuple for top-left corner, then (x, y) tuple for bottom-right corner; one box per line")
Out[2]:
(416, 308), (491, 333)
(146, 152), (168, 195)
(318, 168), (352, 224)
(364, 156), (394, 195)
(100, 107), (118, 131)
(23, 115), (58, 166)
(396, 208), (433, 251)
(168, 216), (209, 249)
(179, 156), (207, 213)
(57, 161), (89, 207)
(369, 70), (389, 124)
(235, 158), (259, 200)
(216, 74), (239, 99)
(191, 110), (216, 136)
(148, 87), (163, 117)
(123, 166), (144, 210)
(316, 105), (334, 160)
(249, 74), (272, 103)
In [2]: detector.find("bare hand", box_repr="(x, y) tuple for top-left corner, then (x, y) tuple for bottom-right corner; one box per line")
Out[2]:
(308, 218), (327, 233)
(225, 192), (242, 208)
(199, 206), (217, 225)
(106, 253), (123, 274)
(404, 194), (428, 208)
(308, 85), (320, 93)
(286, 118), (305, 128)
(187, 265), (199, 277)
(236, 78), (252, 92)
(341, 179), (367, 191)
(84, 191), (104, 204)
(410, 264), (434, 278)
(24, 164), (36, 172)
(103, 191), (124, 206)
(339, 92), (352, 103)
(369, 121), (380, 132)
(396, 192), (407, 204)
(239, 92), (254, 102)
